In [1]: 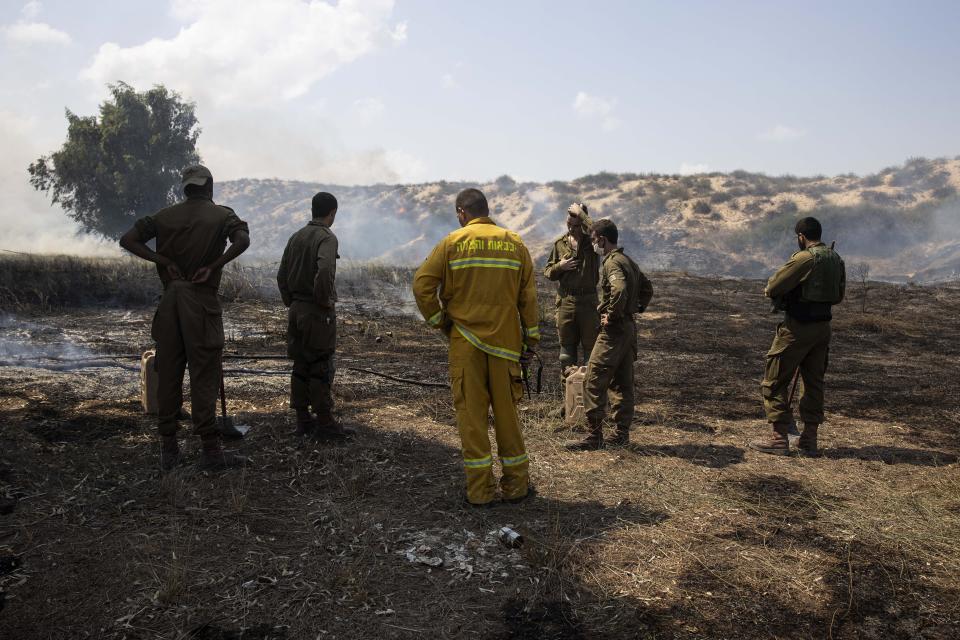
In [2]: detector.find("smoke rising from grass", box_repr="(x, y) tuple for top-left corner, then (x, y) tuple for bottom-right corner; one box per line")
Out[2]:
(0, 110), (118, 257)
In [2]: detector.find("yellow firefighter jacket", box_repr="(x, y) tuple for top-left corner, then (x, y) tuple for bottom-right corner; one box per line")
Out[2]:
(413, 217), (540, 361)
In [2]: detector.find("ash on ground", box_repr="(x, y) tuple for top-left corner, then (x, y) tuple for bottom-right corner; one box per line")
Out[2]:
(399, 527), (527, 581)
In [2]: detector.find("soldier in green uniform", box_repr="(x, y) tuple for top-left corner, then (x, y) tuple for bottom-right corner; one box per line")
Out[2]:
(120, 165), (250, 471)
(568, 219), (653, 450)
(277, 192), (352, 440)
(543, 203), (600, 383)
(751, 217), (845, 456)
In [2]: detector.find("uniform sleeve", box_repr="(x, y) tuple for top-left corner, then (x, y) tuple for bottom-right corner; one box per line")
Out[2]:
(412, 240), (448, 331)
(518, 243), (540, 348)
(543, 241), (562, 281)
(765, 251), (815, 299)
(222, 208), (250, 240)
(313, 234), (337, 307)
(133, 215), (157, 242)
(604, 261), (630, 320)
(276, 241), (292, 307)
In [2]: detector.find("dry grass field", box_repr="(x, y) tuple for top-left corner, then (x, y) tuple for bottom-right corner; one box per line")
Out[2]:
(1, 261), (958, 639)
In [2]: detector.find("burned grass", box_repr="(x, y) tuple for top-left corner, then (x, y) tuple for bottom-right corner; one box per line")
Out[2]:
(0, 272), (959, 638)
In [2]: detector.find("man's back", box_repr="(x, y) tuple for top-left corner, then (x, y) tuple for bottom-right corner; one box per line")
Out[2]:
(414, 216), (538, 361)
(278, 221), (338, 305)
(136, 196), (245, 290)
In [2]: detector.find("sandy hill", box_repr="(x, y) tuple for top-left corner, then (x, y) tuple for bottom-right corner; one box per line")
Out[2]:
(218, 156), (960, 281)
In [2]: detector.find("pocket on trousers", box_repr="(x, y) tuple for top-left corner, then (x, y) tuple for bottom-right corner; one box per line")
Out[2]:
(509, 364), (524, 403)
(203, 304), (225, 349)
(308, 312), (336, 351)
(450, 366), (466, 413)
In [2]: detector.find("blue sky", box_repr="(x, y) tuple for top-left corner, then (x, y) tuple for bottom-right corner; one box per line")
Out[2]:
(1, 0), (959, 251)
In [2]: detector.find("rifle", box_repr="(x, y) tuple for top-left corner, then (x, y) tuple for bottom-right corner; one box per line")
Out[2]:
(520, 349), (543, 399)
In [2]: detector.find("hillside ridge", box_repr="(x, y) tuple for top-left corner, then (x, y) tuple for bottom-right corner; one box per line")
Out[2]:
(218, 156), (960, 281)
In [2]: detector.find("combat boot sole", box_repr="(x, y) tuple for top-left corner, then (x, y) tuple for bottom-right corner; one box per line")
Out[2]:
(565, 439), (603, 451)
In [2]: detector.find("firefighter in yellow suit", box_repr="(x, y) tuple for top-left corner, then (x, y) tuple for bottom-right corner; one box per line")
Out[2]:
(413, 188), (540, 506)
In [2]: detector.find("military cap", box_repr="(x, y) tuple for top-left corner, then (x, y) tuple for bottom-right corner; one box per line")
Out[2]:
(181, 165), (213, 188)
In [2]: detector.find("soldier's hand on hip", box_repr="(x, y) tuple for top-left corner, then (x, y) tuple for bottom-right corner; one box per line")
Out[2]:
(191, 266), (213, 284)
(163, 261), (183, 281)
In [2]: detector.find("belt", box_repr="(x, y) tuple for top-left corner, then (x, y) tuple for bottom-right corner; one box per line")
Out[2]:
(560, 287), (597, 298)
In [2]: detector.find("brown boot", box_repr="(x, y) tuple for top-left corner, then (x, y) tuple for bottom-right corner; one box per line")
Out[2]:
(160, 435), (180, 471)
(198, 435), (247, 470)
(294, 409), (316, 437)
(608, 425), (630, 447)
(797, 423), (821, 457)
(566, 417), (603, 451)
(749, 422), (791, 455)
(314, 410), (355, 440)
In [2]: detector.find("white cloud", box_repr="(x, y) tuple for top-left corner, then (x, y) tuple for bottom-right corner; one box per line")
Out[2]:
(0, 110), (116, 256)
(82, 0), (404, 108)
(572, 91), (620, 132)
(21, 1), (42, 20)
(679, 162), (710, 175)
(441, 73), (457, 89)
(353, 97), (385, 124)
(2, 21), (71, 47)
(759, 124), (805, 142)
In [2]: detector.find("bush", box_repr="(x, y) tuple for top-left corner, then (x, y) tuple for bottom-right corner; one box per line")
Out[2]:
(692, 201), (712, 214)
(665, 184), (691, 200)
(709, 191), (733, 204)
(863, 174), (884, 187)
(775, 200), (799, 215)
(932, 185), (957, 200)
(574, 171), (621, 189)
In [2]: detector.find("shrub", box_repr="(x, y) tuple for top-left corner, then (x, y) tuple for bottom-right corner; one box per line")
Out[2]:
(932, 185), (957, 200)
(709, 191), (732, 204)
(692, 201), (712, 214)
(665, 184), (691, 200)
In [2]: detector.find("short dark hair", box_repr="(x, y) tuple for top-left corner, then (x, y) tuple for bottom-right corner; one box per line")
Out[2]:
(591, 218), (618, 244)
(184, 179), (212, 197)
(455, 188), (489, 218)
(794, 216), (822, 240)
(312, 192), (338, 218)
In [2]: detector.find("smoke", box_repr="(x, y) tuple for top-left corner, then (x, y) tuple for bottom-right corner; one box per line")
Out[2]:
(0, 313), (94, 361)
(0, 110), (118, 257)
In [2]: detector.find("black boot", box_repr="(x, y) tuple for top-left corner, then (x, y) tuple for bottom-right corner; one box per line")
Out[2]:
(314, 409), (355, 440)
(608, 424), (630, 447)
(160, 435), (180, 471)
(294, 409), (316, 437)
(566, 417), (603, 451)
(797, 423), (821, 457)
(199, 435), (247, 470)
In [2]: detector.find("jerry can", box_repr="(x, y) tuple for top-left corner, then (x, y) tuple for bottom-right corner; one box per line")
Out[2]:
(564, 366), (587, 427)
(141, 350), (159, 415)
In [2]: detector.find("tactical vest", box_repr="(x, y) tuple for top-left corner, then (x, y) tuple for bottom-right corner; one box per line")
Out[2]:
(800, 244), (844, 304)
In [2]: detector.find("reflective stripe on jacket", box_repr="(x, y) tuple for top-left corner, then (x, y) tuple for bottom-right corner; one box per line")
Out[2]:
(412, 217), (539, 361)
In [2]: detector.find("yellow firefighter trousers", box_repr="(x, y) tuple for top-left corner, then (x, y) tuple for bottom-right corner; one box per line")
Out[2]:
(449, 332), (529, 504)
(151, 281), (224, 439)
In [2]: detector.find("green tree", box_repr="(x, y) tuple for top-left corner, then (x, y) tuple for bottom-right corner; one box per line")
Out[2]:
(28, 82), (201, 239)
